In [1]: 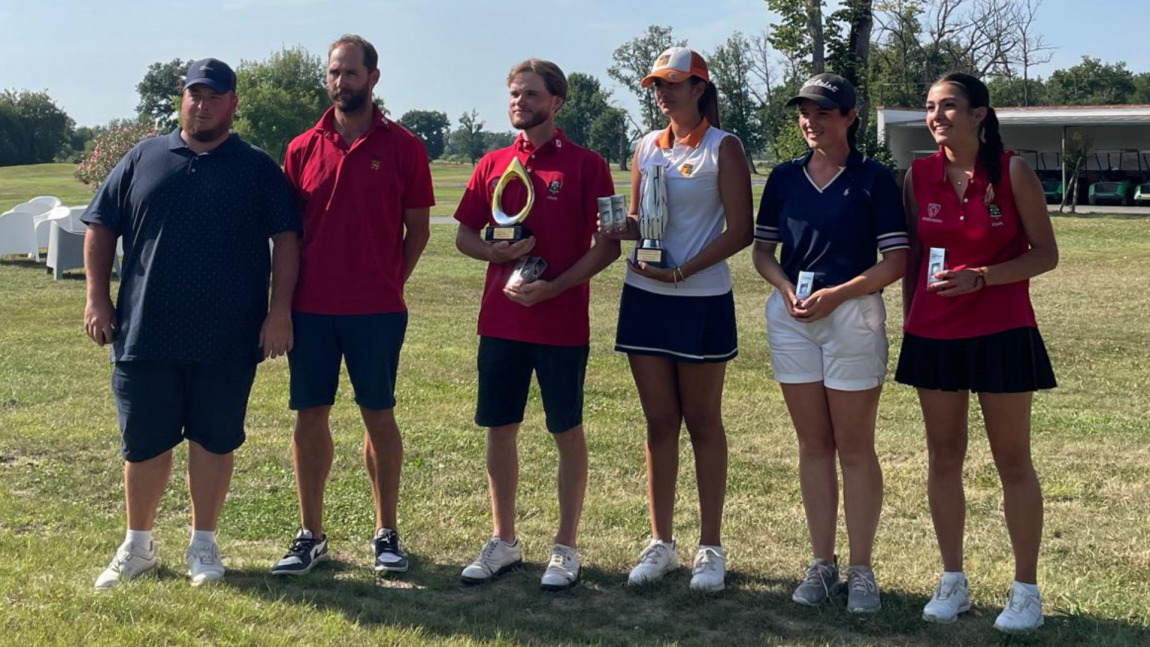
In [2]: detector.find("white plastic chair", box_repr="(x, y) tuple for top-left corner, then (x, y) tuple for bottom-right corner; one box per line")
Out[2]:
(47, 221), (84, 279)
(27, 196), (62, 210)
(0, 209), (41, 261)
(34, 205), (71, 249)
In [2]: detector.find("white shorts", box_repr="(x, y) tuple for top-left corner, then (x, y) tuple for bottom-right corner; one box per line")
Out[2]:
(765, 290), (889, 391)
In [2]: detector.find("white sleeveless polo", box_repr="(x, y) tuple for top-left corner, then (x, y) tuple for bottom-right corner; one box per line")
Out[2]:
(626, 123), (735, 297)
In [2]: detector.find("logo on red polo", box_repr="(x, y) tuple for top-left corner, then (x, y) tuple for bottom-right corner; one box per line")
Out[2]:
(924, 203), (943, 223)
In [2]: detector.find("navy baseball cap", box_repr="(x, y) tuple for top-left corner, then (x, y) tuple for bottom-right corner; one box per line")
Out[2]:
(786, 73), (856, 110)
(183, 58), (236, 94)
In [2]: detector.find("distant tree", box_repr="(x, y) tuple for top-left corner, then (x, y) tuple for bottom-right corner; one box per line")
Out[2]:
(608, 25), (685, 133)
(589, 107), (631, 170)
(555, 72), (608, 147)
(1060, 130), (1093, 213)
(482, 130), (515, 153)
(0, 90), (74, 167)
(398, 109), (450, 160)
(233, 46), (328, 163)
(709, 32), (765, 171)
(1135, 73), (1150, 104)
(136, 58), (190, 131)
(457, 109), (486, 164)
(1047, 57), (1137, 105)
(75, 119), (159, 189)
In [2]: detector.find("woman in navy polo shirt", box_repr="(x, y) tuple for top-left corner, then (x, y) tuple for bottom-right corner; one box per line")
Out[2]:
(897, 73), (1057, 634)
(602, 47), (753, 593)
(752, 73), (908, 613)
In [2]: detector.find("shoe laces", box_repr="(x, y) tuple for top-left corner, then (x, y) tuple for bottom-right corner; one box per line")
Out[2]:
(1006, 588), (1035, 613)
(934, 578), (961, 600)
(549, 548), (572, 568)
(189, 543), (219, 566)
(847, 568), (877, 596)
(694, 547), (723, 572)
(802, 560), (837, 595)
(287, 535), (317, 556)
(375, 530), (399, 553)
(637, 541), (670, 565)
(478, 538), (503, 563)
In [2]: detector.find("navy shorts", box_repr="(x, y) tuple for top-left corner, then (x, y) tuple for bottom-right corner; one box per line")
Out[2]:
(476, 336), (589, 434)
(288, 311), (408, 411)
(111, 361), (257, 463)
(614, 284), (738, 363)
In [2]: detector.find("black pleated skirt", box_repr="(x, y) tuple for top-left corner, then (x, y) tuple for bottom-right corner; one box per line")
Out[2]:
(895, 327), (1056, 393)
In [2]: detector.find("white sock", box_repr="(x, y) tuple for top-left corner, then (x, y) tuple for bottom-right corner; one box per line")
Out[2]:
(1013, 580), (1040, 596)
(191, 529), (216, 545)
(126, 529), (153, 552)
(942, 571), (966, 584)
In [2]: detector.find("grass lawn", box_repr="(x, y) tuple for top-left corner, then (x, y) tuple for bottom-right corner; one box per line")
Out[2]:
(1, 166), (1149, 646)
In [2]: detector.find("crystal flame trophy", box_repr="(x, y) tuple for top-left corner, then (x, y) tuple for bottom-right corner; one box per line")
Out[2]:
(486, 157), (534, 242)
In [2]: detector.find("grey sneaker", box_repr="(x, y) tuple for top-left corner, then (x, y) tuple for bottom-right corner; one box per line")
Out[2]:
(792, 557), (840, 606)
(846, 565), (881, 613)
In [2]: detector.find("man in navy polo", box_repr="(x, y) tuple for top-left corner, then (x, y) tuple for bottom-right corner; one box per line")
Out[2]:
(82, 58), (301, 589)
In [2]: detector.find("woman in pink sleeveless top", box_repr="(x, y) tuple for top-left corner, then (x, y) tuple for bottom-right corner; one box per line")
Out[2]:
(897, 73), (1058, 634)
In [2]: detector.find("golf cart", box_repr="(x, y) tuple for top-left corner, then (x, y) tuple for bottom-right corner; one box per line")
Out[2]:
(1088, 149), (1141, 206)
(1134, 151), (1150, 204)
(1038, 151), (1064, 205)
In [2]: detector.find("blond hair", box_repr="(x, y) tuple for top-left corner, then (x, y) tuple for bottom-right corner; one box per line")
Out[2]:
(506, 59), (568, 100)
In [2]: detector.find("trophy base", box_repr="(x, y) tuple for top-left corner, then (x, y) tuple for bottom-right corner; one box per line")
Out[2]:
(634, 244), (668, 268)
(485, 224), (531, 242)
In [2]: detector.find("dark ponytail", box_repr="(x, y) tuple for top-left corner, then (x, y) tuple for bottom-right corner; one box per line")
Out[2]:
(692, 77), (722, 130)
(843, 108), (860, 152)
(935, 72), (1005, 185)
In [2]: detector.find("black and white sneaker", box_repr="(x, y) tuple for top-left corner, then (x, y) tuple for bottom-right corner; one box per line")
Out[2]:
(372, 528), (409, 573)
(271, 529), (330, 576)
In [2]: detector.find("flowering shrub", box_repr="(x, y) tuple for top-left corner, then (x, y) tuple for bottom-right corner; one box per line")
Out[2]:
(74, 120), (159, 189)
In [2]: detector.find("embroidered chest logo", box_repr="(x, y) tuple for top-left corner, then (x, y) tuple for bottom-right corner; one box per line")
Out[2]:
(370, 159), (381, 171)
(548, 179), (561, 195)
(988, 204), (1002, 218)
(679, 163), (694, 177)
(924, 202), (943, 223)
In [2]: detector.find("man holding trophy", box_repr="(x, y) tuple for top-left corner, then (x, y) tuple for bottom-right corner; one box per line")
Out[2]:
(453, 58), (618, 591)
(601, 47), (753, 593)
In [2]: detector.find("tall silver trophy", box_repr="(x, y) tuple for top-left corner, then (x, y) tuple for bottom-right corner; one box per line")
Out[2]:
(636, 165), (669, 268)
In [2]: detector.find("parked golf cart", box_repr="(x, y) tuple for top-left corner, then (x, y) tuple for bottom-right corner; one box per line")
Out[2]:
(1134, 151), (1150, 204)
(1018, 149), (1064, 204)
(1088, 149), (1141, 206)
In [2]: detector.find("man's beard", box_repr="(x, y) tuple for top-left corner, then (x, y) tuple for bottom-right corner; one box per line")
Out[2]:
(331, 85), (371, 113)
(183, 114), (232, 142)
(511, 109), (547, 131)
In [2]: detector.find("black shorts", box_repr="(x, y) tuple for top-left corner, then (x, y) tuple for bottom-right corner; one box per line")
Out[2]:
(288, 311), (408, 411)
(475, 336), (589, 434)
(895, 327), (1057, 393)
(111, 361), (257, 462)
(614, 284), (738, 363)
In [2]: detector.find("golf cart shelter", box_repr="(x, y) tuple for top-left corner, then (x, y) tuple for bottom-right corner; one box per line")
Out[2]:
(877, 105), (1150, 205)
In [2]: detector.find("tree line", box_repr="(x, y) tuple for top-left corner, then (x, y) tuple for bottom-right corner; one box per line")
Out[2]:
(5, 0), (1150, 172)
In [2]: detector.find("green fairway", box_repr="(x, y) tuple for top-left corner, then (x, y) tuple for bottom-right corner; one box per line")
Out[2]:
(1, 167), (1148, 646)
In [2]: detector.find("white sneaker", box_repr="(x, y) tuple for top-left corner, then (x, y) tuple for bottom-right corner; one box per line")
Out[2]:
(540, 544), (581, 591)
(95, 540), (159, 590)
(994, 582), (1044, 634)
(690, 545), (726, 592)
(923, 574), (971, 623)
(627, 539), (680, 585)
(186, 540), (225, 587)
(460, 537), (522, 585)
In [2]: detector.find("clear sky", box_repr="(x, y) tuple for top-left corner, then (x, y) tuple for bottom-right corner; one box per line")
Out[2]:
(2, 0), (1148, 130)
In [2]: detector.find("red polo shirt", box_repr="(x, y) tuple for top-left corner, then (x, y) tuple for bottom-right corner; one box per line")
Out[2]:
(454, 130), (614, 346)
(905, 150), (1037, 340)
(285, 106), (435, 315)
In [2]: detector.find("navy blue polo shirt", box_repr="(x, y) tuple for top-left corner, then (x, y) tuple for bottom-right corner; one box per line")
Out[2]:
(82, 130), (302, 365)
(755, 150), (908, 289)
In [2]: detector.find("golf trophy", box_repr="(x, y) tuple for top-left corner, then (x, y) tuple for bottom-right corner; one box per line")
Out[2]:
(485, 157), (535, 242)
(636, 165), (669, 267)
